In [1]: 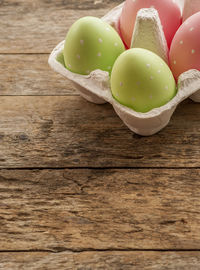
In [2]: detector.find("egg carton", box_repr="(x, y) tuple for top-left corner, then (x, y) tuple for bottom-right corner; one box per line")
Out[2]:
(48, 1), (200, 136)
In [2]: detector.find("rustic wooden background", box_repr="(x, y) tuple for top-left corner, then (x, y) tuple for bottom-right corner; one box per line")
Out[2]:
(0, 0), (200, 269)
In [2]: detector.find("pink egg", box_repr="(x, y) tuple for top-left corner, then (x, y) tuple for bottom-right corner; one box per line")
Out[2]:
(119, 0), (182, 48)
(183, 0), (200, 21)
(169, 12), (200, 80)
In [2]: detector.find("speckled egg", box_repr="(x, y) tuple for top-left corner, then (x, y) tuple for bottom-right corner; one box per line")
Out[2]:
(64, 16), (125, 75)
(111, 48), (177, 113)
(119, 0), (182, 48)
(169, 12), (200, 80)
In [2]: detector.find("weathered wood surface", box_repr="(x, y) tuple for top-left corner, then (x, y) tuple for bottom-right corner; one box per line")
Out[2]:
(0, 96), (199, 168)
(0, 54), (78, 96)
(0, 168), (200, 251)
(1, 0), (200, 268)
(0, 0), (121, 53)
(1, 251), (200, 270)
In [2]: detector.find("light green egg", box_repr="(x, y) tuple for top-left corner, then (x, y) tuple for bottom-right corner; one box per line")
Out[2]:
(64, 16), (125, 75)
(111, 48), (177, 113)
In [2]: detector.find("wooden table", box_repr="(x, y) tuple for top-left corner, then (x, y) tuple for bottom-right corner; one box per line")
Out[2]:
(0, 0), (200, 269)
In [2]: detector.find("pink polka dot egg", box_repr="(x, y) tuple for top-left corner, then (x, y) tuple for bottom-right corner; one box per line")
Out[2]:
(169, 12), (200, 81)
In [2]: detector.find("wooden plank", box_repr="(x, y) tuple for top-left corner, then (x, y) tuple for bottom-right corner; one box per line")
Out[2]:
(0, 54), (78, 96)
(0, 96), (199, 168)
(0, 251), (200, 269)
(0, 0), (122, 10)
(0, 168), (200, 250)
(0, 0), (121, 53)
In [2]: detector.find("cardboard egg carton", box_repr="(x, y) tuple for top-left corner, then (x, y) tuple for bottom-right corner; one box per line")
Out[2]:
(48, 1), (200, 136)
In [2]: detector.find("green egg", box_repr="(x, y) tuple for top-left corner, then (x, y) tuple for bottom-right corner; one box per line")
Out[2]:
(111, 48), (177, 113)
(64, 16), (125, 75)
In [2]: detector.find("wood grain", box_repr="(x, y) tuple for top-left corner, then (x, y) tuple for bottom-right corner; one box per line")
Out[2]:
(0, 54), (78, 96)
(1, 0), (200, 268)
(0, 0), (121, 53)
(0, 168), (200, 251)
(0, 96), (199, 168)
(0, 251), (200, 270)
(0, 0), (122, 10)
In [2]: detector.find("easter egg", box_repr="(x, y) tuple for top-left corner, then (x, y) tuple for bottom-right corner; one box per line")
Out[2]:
(111, 48), (177, 113)
(119, 0), (182, 48)
(64, 16), (125, 75)
(183, 0), (200, 21)
(169, 12), (200, 80)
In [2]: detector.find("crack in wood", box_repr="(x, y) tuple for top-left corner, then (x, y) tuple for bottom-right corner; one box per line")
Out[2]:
(0, 167), (199, 170)
(2, 248), (200, 254)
